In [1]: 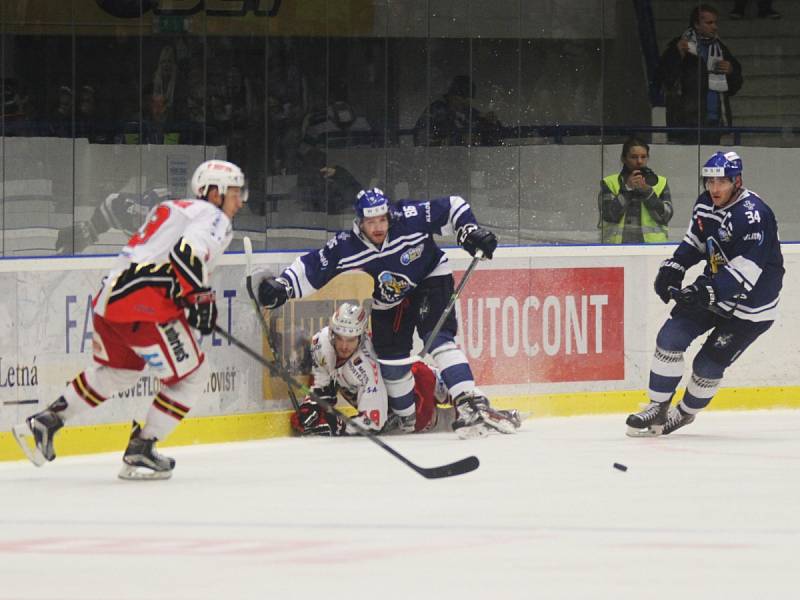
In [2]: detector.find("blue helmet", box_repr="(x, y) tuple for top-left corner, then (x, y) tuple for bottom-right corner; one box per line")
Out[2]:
(702, 151), (743, 180)
(354, 187), (389, 219)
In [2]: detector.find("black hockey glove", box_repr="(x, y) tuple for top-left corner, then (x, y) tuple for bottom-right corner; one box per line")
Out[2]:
(290, 400), (346, 436)
(258, 276), (292, 309)
(185, 287), (218, 335)
(654, 259), (686, 303)
(457, 224), (498, 259)
(670, 276), (716, 310)
(311, 382), (338, 406)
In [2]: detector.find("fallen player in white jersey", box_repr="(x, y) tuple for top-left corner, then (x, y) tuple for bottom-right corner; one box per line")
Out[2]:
(291, 302), (520, 436)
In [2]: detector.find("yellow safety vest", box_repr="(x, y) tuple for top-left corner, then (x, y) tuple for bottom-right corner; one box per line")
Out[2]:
(600, 174), (668, 244)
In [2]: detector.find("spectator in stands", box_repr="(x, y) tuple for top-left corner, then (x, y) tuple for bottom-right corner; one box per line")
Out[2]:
(657, 4), (743, 145)
(152, 45), (182, 122)
(730, 1), (781, 19)
(49, 85), (73, 137)
(117, 85), (181, 145)
(413, 75), (504, 147)
(292, 99), (372, 214)
(266, 42), (309, 175)
(2, 79), (39, 136)
(294, 148), (363, 215)
(302, 100), (375, 148)
(75, 85), (111, 143)
(598, 137), (673, 244)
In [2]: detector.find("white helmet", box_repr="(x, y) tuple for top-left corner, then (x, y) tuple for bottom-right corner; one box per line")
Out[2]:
(330, 302), (368, 338)
(190, 159), (247, 202)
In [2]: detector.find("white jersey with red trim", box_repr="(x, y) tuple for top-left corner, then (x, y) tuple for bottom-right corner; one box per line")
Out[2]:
(94, 199), (232, 323)
(310, 327), (387, 429)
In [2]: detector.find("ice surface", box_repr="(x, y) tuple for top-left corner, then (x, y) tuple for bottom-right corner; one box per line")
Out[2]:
(1, 411), (798, 600)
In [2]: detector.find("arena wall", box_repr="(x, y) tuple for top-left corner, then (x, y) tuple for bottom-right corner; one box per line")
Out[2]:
(1, 243), (798, 461)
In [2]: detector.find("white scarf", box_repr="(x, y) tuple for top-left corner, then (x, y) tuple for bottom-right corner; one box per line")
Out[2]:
(682, 28), (729, 93)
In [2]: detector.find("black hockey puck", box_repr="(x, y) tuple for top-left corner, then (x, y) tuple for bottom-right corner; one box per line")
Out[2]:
(613, 463), (628, 472)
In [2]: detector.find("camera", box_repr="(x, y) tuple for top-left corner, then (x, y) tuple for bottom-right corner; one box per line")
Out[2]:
(636, 167), (659, 187)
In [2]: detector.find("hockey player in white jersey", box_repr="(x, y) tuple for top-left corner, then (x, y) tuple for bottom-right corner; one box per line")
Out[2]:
(290, 302), (444, 436)
(12, 159), (247, 479)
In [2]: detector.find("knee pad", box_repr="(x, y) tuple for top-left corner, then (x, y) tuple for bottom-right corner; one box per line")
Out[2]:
(380, 363), (414, 407)
(429, 340), (467, 371)
(90, 365), (143, 395)
(692, 351), (726, 381)
(163, 359), (208, 407)
(655, 320), (694, 352)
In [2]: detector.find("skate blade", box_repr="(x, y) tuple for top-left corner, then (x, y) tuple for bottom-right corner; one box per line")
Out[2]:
(11, 423), (47, 467)
(626, 425), (664, 438)
(118, 464), (172, 481)
(510, 410), (532, 427)
(480, 409), (519, 434)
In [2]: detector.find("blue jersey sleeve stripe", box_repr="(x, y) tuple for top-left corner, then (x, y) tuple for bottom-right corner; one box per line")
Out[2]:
(285, 261), (308, 298)
(449, 198), (470, 227)
(339, 235), (429, 270)
(684, 232), (704, 252)
(726, 256), (761, 290)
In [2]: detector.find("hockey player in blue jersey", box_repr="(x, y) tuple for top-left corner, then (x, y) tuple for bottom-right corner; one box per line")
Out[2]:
(626, 151), (784, 436)
(256, 187), (521, 438)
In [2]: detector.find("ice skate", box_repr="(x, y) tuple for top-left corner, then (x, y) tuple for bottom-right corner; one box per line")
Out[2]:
(118, 421), (175, 481)
(382, 412), (417, 434)
(662, 405), (696, 435)
(452, 393), (518, 439)
(492, 407), (523, 430)
(625, 400), (670, 437)
(12, 398), (67, 467)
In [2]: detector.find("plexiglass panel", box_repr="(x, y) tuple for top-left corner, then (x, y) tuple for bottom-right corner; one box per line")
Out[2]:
(0, 0), (798, 255)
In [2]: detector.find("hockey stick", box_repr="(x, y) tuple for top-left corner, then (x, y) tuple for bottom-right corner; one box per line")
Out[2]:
(705, 237), (741, 319)
(242, 236), (301, 413)
(377, 252), (483, 366)
(668, 238), (738, 319)
(214, 325), (479, 479)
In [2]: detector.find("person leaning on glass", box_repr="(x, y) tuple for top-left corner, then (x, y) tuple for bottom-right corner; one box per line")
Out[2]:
(598, 137), (673, 244)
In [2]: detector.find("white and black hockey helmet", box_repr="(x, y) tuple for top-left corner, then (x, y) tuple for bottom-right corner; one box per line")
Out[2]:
(330, 302), (368, 339)
(191, 159), (248, 202)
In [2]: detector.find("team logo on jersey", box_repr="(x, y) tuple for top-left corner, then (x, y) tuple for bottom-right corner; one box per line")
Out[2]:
(718, 226), (732, 243)
(419, 296), (430, 320)
(351, 363), (370, 385)
(378, 271), (414, 303)
(713, 332), (734, 348)
(400, 243), (424, 265)
(743, 199), (755, 210)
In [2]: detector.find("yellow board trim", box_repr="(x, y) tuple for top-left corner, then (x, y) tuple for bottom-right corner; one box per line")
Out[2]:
(491, 386), (800, 417)
(3, 386), (800, 462)
(0, 411), (294, 463)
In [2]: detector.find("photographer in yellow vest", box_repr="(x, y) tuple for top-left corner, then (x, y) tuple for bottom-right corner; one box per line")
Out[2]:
(598, 137), (673, 244)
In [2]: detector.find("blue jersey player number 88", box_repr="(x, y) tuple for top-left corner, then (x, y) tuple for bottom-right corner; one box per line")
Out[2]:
(256, 187), (522, 439)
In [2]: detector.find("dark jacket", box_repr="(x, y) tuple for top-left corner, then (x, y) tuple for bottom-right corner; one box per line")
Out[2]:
(657, 36), (743, 130)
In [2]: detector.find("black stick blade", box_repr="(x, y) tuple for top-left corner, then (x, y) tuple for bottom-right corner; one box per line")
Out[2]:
(416, 455), (479, 479)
